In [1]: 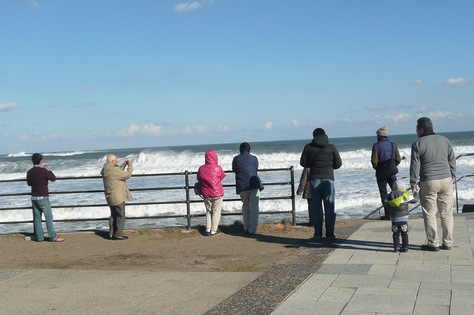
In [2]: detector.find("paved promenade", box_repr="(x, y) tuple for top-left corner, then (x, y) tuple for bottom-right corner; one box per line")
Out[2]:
(272, 214), (474, 315)
(1, 215), (474, 314)
(0, 269), (260, 314)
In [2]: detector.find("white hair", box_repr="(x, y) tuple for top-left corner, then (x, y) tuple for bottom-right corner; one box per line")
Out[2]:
(107, 154), (117, 163)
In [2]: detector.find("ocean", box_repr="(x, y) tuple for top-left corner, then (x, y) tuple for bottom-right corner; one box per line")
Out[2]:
(1, 131), (474, 234)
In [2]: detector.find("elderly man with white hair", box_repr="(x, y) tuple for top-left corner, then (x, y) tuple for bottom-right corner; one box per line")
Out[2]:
(100, 154), (133, 240)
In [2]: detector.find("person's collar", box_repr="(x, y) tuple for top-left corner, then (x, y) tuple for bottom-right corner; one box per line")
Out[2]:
(420, 131), (436, 137)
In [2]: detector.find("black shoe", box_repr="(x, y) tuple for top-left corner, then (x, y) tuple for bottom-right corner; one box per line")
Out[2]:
(421, 244), (439, 252)
(441, 244), (452, 250)
(400, 247), (408, 253)
(112, 236), (129, 240)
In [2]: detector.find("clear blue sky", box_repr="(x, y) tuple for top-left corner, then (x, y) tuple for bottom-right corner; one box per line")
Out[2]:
(1, 0), (473, 154)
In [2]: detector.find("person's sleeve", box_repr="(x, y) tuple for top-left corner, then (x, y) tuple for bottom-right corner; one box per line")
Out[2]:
(26, 172), (32, 187)
(395, 145), (402, 165)
(231, 157), (236, 171)
(409, 143), (420, 187)
(197, 167), (203, 182)
(219, 166), (226, 181)
(46, 170), (57, 182)
(371, 145), (378, 169)
(112, 166), (132, 181)
(299, 146), (307, 168)
(333, 147), (342, 169)
(448, 143), (456, 179)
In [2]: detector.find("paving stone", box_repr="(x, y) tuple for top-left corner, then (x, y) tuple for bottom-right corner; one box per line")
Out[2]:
(316, 264), (372, 275)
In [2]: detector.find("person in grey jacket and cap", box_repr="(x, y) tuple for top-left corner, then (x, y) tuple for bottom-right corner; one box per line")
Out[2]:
(410, 117), (456, 251)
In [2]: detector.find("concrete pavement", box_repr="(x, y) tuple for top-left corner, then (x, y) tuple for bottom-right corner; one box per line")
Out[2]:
(2, 215), (474, 314)
(272, 214), (474, 315)
(0, 269), (260, 315)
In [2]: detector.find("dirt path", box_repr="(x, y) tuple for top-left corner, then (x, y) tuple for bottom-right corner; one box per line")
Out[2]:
(0, 220), (368, 272)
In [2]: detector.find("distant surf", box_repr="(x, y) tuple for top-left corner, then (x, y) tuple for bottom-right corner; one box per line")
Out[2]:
(1, 131), (473, 234)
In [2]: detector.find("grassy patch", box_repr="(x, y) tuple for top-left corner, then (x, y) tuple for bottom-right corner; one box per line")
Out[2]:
(138, 228), (152, 235)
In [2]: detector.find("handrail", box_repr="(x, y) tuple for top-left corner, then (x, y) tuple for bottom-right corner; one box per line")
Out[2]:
(363, 203), (421, 220)
(0, 167), (296, 231)
(455, 153), (474, 213)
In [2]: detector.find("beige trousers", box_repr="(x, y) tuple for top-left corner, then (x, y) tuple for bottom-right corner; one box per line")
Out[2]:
(239, 189), (260, 234)
(204, 197), (223, 232)
(419, 177), (454, 247)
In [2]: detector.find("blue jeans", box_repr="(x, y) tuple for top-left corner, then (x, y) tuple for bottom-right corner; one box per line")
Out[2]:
(310, 179), (336, 238)
(32, 197), (57, 241)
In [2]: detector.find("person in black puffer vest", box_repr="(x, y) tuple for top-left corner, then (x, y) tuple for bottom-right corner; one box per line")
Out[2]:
(300, 128), (342, 241)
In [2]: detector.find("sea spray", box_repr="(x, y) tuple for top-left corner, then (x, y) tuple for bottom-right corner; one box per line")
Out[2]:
(1, 131), (474, 233)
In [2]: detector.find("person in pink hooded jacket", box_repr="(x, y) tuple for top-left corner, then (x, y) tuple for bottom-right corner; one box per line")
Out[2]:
(197, 150), (226, 236)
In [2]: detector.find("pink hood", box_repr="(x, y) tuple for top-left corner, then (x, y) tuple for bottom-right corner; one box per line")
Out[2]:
(197, 150), (226, 198)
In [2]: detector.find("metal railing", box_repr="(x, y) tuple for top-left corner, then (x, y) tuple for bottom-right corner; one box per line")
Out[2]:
(455, 153), (474, 213)
(363, 152), (474, 219)
(0, 167), (296, 230)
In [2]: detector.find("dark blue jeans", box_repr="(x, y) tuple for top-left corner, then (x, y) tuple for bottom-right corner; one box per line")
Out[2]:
(392, 221), (409, 250)
(310, 179), (336, 238)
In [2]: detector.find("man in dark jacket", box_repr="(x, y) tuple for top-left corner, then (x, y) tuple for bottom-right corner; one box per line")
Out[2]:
(371, 126), (402, 220)
(232, 142), (263, 235)
(300, 128), (342, 240)
(26, 153), (64, 242)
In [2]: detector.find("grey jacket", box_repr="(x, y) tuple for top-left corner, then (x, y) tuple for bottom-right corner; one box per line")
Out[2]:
(409, 134), (456, 187)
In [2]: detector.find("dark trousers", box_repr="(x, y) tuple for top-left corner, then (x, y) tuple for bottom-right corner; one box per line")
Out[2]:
(306, 198), (324, 226)
(310, 179), (336, 238)
(109, 202), (126, 238)
(377, 175), (398, 217)
(392, 221), (409, 250)
(306, 199), (313, 226)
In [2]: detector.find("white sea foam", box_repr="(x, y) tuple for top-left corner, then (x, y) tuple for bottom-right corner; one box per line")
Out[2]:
(7, 152), (29, 158)
(1, 133), (474, 233)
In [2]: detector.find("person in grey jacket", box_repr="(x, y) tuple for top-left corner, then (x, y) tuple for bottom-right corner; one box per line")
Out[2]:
(410, 117), (456, 251)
